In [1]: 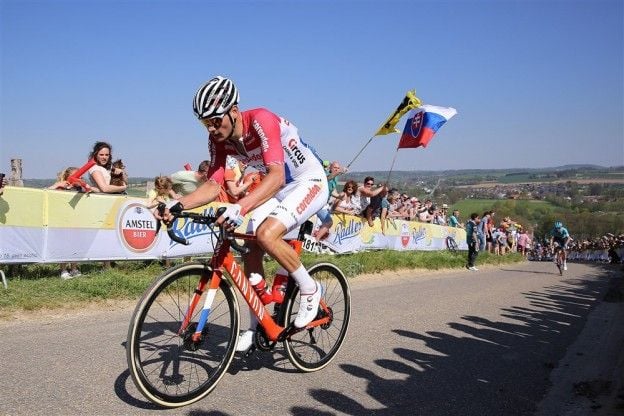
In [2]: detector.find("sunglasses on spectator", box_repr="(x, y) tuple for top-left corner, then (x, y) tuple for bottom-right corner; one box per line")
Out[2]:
(365, 182), (374, 186)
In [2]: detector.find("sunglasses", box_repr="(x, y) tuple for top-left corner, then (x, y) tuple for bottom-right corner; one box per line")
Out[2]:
(200, 114), (226, 129)
(365, 182), (374, 186)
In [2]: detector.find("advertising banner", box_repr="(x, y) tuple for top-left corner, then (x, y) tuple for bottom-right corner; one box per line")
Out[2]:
(0, 187), (467, 264)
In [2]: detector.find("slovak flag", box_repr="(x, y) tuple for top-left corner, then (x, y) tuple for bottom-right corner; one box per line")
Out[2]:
(397, 105), (457, 149)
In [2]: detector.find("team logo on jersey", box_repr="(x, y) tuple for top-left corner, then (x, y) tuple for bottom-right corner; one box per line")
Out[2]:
(284, 138), (306, 167)
(296, 184), (321, 214)
(410, 110), (424, 138)
(253, 120), (270, 152)
(117, 202), (160, 252)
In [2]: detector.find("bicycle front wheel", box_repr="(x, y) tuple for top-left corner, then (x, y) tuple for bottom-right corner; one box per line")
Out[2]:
(282, 263), (351, 372)
(126, 262), (239, 408)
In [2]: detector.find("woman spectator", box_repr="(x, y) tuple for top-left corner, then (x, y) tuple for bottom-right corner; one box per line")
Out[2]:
(87, 141), (127, 194)
(332, 180), (361, 215)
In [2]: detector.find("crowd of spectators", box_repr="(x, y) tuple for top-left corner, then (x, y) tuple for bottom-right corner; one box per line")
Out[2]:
(530, 233), (624, 264)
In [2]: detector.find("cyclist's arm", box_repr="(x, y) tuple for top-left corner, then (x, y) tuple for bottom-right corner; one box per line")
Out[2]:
(177, 180), (223, 209)
(236, 164), (284, 215)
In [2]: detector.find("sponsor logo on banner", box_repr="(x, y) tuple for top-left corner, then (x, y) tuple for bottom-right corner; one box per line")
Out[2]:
(411, 226), (428, 245)
(117, 202), (160, 252)
(332, 218), (363, 245)
(401, 223), (410, 247)
(168, 206), (218, 246)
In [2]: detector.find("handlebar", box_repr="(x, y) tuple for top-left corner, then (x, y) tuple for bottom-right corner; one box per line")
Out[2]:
(156, 204), (250, 255)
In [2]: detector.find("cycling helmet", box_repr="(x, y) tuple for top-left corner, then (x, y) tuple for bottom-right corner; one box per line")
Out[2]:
(193, 76), (239, 119)
(554, 221), (563, 228)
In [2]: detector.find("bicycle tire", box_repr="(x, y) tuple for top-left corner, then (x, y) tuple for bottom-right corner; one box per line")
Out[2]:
(282, 263), (351, 372)
(446, 236), (458, 253)
(126, 262), (240, 408)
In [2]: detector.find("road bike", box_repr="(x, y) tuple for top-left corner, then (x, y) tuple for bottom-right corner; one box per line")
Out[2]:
(126, 206), (351, 408)
(552, 243), (565, 275)
(445, 235), (458, 253)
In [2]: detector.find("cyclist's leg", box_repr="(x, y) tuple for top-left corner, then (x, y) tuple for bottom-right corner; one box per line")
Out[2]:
(258, 178), (329, 328)
(235, 198), (280, 351)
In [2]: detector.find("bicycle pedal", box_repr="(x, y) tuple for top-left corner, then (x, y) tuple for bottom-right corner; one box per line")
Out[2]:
(243, 344), (257, 358)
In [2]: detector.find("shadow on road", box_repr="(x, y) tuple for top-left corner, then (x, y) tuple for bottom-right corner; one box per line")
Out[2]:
(291, 264), (616, 416)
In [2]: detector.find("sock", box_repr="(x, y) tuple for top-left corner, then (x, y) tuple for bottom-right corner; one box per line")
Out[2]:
(290, 264), (316, 294)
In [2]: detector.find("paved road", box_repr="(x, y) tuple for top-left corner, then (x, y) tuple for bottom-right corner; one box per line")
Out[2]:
(0, 261), (620, 415)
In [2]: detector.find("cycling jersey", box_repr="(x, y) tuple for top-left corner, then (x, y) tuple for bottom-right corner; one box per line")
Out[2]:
(206, 108), (324, 184)
(205, 108), (328, 234)
(551, 226), (570, 240)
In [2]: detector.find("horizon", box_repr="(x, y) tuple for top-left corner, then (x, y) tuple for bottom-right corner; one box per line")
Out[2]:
(1, 0), (623, 178)
(17, 163), (624, 181)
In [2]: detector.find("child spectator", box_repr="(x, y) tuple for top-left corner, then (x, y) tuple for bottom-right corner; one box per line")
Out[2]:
(148, 175), (177, 205)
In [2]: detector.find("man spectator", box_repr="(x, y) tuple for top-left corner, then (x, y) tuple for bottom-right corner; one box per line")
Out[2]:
(466, 213), (480, 271)
(315, 161), (348, 241)
(171, 160), (211, 196)
(357, 176), (388, 225)
(448, 209), (464, 228)
(517, 229), (531, 258)
(477, 211), (490, 252)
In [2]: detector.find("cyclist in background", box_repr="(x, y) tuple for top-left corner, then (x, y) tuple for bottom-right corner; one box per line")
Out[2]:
(550, 221), (571, 270)
(161, 76), (328, 352)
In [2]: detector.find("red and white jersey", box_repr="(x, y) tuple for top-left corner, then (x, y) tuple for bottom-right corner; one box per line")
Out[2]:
(206, 108), (324, 185)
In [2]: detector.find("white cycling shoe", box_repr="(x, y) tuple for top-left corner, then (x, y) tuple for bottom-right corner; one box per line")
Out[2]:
(235, 330), (255, 352)
(294, 281), (322, 328)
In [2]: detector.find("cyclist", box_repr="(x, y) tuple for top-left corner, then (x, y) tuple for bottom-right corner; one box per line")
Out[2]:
(549, 220), (571, 270)
(161, 76), (328, 352)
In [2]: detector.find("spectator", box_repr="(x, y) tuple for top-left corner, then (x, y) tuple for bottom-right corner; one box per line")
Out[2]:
(223, 155), (254, 202)
(417, 199), (433, 222)
(170, 160), (211, 196)
(432, 205), (446, 226)
(466, 213), (480, 271)
(48, 167), (83, 279)
(477, 211), (490, 251)
(517, 229), (531, 258)
(0, 174), (6, 196)
(87, 141), (127, 194)
(331, 180), (360, 215)
(48, 166), (83, 191)
(448, 209), (464, 228)
(148, 175), (177, 206)
(315, 161), (348, 241)
(486, 210), (496, 253)
(357, 176), (388, 225)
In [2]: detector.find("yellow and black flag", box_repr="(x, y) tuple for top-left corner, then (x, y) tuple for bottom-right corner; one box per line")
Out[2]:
(374, 90), (422, 136)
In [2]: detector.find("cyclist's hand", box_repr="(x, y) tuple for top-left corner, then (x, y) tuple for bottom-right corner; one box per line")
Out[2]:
(155, 201), (183, 225)
(216, 203), (244, 231)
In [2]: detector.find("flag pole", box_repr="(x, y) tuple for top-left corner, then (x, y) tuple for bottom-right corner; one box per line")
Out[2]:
(384, 148), (400, 186)
(346, 135), (376, 168)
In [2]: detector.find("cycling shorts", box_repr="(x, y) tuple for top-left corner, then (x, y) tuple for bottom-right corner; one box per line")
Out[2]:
(245, 176), (329, 239)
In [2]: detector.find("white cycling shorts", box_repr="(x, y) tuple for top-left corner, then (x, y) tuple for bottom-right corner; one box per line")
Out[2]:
(245, 176), (329, 239)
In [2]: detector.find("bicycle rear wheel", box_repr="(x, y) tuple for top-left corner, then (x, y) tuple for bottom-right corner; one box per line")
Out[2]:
(446, 236), (458, 253)
(282, 263), (350, 372)
(126, 262), (239, 408)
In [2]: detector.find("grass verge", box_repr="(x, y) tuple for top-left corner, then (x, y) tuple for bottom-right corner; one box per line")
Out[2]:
(0, 251), (523, 318)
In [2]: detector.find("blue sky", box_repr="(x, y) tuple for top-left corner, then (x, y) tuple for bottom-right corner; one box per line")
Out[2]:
(1, 0), (622, 179)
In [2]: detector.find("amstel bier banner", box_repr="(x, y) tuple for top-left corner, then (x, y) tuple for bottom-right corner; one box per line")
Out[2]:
(0, 187), (466, 264)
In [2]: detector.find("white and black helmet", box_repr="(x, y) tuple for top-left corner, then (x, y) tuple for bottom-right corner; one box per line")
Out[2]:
(193, 76), (239, 119)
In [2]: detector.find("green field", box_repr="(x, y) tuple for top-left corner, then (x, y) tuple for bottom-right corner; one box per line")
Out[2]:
(450, 198), (559, 219)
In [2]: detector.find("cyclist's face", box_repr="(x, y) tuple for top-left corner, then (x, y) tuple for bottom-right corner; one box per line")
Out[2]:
(201, 107), (238, 142)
